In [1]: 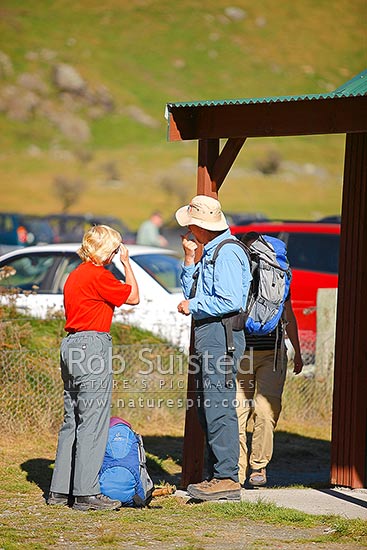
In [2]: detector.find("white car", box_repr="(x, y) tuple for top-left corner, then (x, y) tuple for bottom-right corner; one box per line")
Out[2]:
(0, 243), (191, 350)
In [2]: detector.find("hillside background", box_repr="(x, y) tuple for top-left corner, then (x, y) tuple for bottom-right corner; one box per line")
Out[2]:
(0, 0), (366, 229)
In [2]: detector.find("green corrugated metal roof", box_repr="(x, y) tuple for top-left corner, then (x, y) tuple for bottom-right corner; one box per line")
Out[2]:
(166, 69), (367, 110)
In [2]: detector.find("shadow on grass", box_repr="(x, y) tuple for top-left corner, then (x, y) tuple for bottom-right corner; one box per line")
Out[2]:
(262, 430), (330, 488)
(143, 431), (330, 488)
(20, 431), (330, 494)
(144, 435), (183, 486)
(21, 458), (54, 498)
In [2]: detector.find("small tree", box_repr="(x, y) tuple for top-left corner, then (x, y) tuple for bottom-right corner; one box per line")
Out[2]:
(254, 150), (282, 175)
(53, 175), (86, 213)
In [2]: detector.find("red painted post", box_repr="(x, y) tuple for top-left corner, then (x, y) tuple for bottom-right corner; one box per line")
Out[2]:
(331, 132), (367, 488)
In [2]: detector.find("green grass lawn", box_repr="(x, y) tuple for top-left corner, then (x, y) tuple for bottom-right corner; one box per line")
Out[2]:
(0, 431), (366, 550)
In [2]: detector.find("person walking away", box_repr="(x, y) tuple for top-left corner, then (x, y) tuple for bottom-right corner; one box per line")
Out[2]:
(176, 195), (251, 501)
(136, 211), (168, 247)
(47, 225), (139, 510)
(236, 232), (303, 487)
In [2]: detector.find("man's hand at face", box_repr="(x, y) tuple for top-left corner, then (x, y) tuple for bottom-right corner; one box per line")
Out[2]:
(181, 230), (198, 266)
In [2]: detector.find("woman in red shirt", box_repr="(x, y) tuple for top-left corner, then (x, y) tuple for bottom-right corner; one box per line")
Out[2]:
(47, 225), (139, 511)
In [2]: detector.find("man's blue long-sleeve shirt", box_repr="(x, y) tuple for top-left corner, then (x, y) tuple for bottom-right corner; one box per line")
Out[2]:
(180, 229), (252, 320)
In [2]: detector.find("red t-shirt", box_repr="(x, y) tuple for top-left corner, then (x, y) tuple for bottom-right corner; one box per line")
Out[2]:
(64, 262), (132, 333)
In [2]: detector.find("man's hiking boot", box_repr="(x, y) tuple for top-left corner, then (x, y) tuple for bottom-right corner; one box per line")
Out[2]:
(47, 492), (69, 506)
(187, 478), (241, 501)
(249, 468), (267, 487)
(73, 493), (121, 511)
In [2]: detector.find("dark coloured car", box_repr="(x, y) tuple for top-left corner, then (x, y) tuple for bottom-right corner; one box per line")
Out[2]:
(44, 214), (136, 244)
(0, 212), (55, 254)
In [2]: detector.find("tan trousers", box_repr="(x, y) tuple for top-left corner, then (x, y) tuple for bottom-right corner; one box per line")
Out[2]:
(236, 348), (287, 484)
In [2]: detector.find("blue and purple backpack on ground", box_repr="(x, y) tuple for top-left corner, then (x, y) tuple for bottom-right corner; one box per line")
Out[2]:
(99, 417), (154, 507)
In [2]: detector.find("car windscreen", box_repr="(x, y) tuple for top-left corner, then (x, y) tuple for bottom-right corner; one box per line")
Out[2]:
(286, 233), (339, 274)
(0, 253), (58, 291)
(0, 252), (81, 293)
(131, 253), (182, 293)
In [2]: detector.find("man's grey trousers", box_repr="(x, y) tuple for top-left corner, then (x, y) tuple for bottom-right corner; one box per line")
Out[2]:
(194, 321), (244, 482)
(50, 331), (112, 496)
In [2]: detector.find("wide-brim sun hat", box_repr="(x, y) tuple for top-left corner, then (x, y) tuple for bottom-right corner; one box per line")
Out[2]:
(175, 195), (228, 231)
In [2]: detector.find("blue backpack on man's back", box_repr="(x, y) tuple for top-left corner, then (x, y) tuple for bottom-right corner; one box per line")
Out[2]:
(99, 417), (154, 507)
(244, 234), (291, 335)
(211, 234), (291, 335)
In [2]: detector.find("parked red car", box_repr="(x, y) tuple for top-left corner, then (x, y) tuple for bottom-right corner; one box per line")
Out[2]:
(230, 221), (340, 361)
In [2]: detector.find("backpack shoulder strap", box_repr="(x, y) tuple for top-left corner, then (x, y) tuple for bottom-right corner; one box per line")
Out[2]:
(210, 238), (251, 264)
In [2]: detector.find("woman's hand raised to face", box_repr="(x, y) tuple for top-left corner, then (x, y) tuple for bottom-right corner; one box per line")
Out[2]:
(119, 243), (130, 264)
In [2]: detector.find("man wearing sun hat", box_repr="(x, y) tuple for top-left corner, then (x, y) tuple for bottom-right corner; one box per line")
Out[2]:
(176, 195), (252, 501)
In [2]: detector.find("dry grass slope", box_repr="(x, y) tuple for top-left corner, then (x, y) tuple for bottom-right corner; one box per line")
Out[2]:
(0, 0), (365, 225)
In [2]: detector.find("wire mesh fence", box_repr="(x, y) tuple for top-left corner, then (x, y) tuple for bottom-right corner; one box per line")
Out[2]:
(0, 343), (188, 434)
(0, 332), (334, 435)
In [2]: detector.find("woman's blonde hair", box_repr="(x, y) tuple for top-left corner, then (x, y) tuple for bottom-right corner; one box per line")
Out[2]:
(77, 225), (122, 264)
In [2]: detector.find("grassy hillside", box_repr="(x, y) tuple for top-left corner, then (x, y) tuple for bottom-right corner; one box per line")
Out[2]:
(0, 0), (365, 227)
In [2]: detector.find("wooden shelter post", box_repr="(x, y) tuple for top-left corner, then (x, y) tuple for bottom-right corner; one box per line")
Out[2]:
(197, 138), (220, 196)
(331, 132), (367, 488)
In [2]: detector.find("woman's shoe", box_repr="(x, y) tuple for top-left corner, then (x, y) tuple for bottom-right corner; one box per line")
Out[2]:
(47, 492), (69, 506)
(73, 493), (121, 511)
